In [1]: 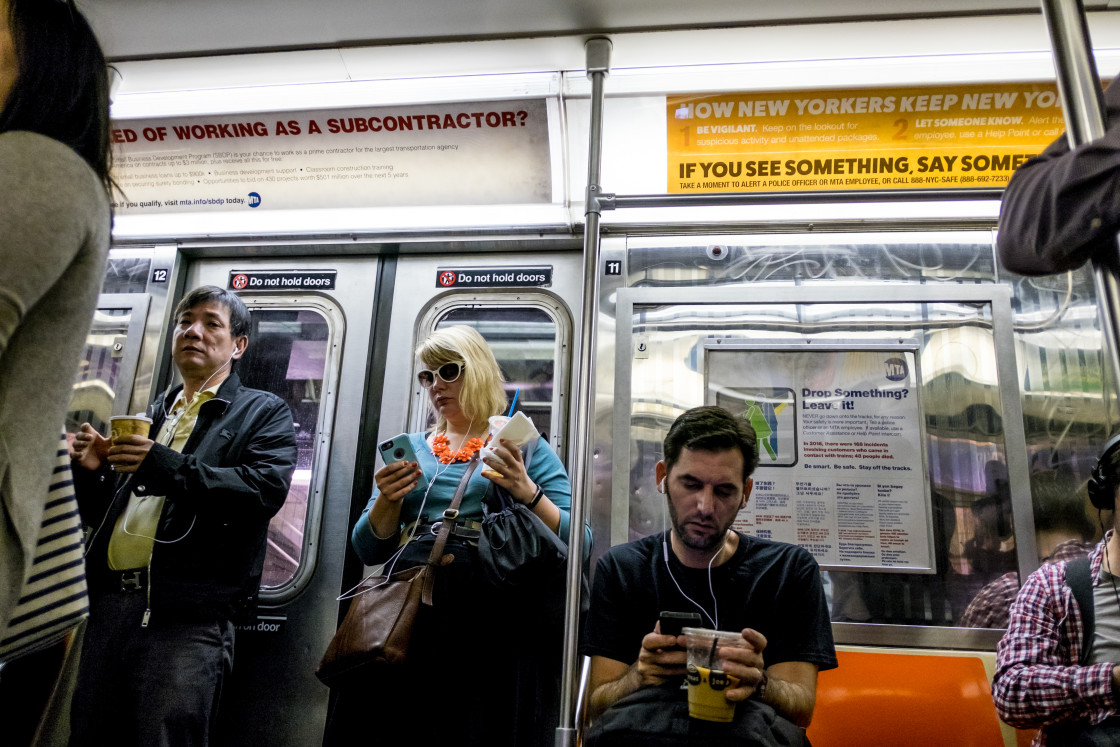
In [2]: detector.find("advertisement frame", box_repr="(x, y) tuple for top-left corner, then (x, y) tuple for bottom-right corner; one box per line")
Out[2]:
(702, 339), (933, 573)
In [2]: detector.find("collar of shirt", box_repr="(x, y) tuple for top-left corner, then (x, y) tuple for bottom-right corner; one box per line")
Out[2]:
(158, 383), (222, 449)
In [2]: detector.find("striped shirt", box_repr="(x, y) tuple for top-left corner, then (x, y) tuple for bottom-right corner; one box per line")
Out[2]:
(0, 433), (89, 660)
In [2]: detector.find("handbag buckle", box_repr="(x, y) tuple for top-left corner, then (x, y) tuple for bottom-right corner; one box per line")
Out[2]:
(442, 508), (460, 521)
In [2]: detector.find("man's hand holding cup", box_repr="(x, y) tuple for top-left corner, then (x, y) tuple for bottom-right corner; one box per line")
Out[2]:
(107, 415), (154, 473)
(718, 628), (767, 702)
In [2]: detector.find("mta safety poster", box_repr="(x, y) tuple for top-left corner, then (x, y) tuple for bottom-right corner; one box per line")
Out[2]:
(668, 81), (1071, 193)
(705, 343), (934, 572)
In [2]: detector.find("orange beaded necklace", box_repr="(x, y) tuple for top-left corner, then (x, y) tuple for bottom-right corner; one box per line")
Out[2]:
(431, 433), (486, 464)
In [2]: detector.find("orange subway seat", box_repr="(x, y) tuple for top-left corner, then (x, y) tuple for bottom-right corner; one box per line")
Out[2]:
(806, 649), (1005, 747)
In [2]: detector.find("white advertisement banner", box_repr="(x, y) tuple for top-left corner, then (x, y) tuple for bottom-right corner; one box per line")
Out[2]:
(109, 99), (551, 214)
(706, 344), (932, 572)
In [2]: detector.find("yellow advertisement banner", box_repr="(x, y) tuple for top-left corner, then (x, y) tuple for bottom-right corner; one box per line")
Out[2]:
(667, 82), (1070, 192)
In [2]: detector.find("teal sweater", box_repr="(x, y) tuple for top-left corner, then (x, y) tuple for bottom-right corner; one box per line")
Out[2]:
(352, 433), (588, 565)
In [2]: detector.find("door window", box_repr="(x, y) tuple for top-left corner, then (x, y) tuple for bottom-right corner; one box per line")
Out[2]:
(236, 305), (340, 593)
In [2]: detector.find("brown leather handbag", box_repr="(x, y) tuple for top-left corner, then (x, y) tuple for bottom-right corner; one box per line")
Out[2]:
(315, 455), (478, 687)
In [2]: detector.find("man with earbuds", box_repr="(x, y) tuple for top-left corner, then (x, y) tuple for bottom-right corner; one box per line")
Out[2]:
(993, 436), (1120, 744)
(581, 406), (836, 729)
(68, 285), (297, 746)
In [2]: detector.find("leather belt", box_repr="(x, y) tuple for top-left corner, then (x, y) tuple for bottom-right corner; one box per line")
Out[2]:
(403, 518), (482, 540)
(427, 519), (482, 540)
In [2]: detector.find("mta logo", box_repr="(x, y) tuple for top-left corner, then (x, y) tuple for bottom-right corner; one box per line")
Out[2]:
(884, 357), (908, 382)
(248, 192), (261, 208)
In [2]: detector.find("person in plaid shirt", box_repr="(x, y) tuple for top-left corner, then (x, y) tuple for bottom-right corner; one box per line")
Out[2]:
(992, 441), (1120, 744)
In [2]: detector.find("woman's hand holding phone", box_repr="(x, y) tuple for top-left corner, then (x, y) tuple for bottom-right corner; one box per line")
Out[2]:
(374, 460), (422, 503)
(376, 434), (428, 499)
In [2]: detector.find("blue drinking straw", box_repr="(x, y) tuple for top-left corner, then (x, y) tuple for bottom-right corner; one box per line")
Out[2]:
(507, 388), (520, 416)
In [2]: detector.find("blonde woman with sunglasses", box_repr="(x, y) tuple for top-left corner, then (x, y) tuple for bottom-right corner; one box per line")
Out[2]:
(329, 324), (581, 747)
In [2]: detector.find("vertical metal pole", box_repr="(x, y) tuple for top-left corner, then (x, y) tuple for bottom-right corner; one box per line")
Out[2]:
(555, 36), (612, 747)
(1040, 0), (1120, 389)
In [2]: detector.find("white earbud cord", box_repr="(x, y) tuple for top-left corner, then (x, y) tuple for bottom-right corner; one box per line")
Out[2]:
(340, 418), (477, 601)
(121, 353), (237, 545)
(663, 534), (720, 630)
(159, 352), (236, 423)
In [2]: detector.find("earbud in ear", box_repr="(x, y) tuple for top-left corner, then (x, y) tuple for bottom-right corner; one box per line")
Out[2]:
(658, 478), (666, 494)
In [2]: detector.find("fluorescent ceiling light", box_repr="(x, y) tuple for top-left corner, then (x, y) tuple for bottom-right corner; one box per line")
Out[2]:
(596, 199), (1001, 225)
(111, 72), (562, 119)
(111, 203), (572, 241)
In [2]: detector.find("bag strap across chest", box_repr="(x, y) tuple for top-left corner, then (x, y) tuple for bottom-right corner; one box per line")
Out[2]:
(428, 453), (479, 562)
(421, 453), (480, 604)
(1066, 556), (1095, 665)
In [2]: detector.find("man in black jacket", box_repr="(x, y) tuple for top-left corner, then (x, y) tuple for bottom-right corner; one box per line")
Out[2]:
(68, 285), (297, 747)
(997, 77), (1120, 276)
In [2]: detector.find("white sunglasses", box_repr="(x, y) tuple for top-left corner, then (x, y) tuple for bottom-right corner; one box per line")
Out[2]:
(417, 361), (465, 388)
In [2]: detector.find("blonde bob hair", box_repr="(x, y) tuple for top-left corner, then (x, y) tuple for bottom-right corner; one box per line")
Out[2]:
(416, 325), (507, 434)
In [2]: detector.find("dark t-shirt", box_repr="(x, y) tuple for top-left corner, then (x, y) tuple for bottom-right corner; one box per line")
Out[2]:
(580, 531), (837, 672)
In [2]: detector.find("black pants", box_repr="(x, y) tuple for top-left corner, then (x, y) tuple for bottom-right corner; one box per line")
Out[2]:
(69, 592), (235, 747)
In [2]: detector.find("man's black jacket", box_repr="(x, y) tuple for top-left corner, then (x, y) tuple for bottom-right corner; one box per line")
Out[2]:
(997, 77), (1120, 276)
(76, 372), (297, 623)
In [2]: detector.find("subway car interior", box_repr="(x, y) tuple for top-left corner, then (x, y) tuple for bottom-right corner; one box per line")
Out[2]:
(14, 0), (1120, 744)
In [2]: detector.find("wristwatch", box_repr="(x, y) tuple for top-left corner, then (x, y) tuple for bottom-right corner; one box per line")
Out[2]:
(754, 669), (768, 700)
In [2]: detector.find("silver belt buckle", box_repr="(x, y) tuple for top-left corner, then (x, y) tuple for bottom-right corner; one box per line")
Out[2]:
(120, 570), (144, 592)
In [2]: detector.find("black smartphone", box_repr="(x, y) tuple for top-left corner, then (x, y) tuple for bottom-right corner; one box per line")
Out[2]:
(659, 611), (702, 637)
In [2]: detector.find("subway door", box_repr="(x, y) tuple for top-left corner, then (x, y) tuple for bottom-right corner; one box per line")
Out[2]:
(183, 258), (377, 747)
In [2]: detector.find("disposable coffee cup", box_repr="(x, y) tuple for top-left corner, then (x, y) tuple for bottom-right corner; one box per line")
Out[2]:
(487, 415), (511, 438)
(110, 415), (152, 441)
(683, 627), (747, 723)
(480, 412), (540, 466)
(491, 411), (538, 447)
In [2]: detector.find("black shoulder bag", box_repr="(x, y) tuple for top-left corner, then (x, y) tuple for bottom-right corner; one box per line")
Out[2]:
(476, 439), (568, 592)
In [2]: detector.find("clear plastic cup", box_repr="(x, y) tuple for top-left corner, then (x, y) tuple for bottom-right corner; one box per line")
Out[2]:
(683, 628), (748, 722)
(488, 415), (511, 438)
(479, 412), (539, 466)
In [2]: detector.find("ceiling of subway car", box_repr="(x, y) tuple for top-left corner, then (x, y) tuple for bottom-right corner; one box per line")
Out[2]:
(86, 0), (1115, 60)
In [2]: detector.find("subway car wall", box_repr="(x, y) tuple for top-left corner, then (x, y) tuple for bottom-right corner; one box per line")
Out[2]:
(52, 11), (1120, 747)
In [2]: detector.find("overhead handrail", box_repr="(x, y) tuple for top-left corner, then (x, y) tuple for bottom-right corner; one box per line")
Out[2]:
(1040, 0), (1120, 388)
(601, 187), (1004, 209)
